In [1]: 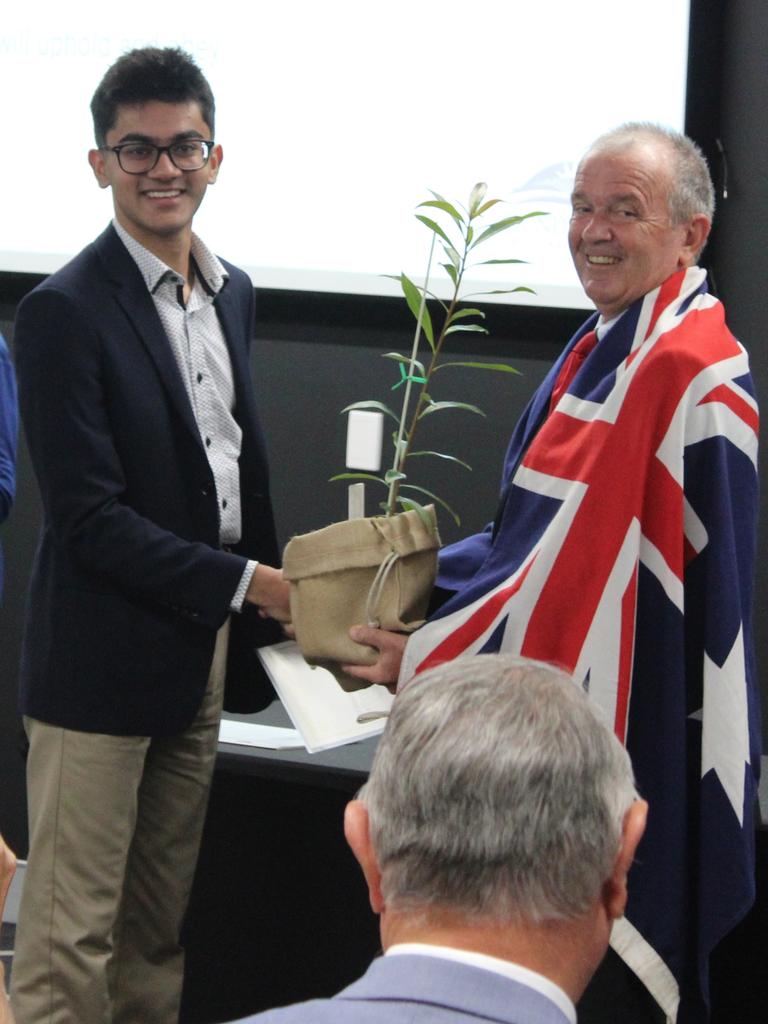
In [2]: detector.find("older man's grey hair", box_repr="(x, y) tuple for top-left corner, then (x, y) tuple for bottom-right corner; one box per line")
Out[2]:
(360, 655), (637, 924)
(586, 121), (715, 226)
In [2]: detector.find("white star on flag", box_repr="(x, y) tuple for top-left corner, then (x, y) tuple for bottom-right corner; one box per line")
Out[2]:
(701, 626), (750, 825)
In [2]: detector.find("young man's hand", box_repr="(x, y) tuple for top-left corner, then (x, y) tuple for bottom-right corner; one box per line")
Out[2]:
(245, 564), (291, 623)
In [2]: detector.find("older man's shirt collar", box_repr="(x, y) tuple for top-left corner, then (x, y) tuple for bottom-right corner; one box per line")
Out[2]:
(386, 942), (576, 1023)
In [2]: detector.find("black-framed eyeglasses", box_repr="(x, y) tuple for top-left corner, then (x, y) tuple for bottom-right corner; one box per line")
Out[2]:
(102, 139), (215, 174)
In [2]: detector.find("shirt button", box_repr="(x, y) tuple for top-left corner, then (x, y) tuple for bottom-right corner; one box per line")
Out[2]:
(197, 372), (203, 383)
(205, 437), (211, 447)
(222, 499), (228, 509)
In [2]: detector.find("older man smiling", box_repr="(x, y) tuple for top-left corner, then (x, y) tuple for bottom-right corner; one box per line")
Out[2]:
(345, 124), (761, 1024)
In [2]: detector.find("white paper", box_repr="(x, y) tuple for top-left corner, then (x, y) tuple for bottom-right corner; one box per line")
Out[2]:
(218, 719), (304, 750)
(257, 641), (394, 753)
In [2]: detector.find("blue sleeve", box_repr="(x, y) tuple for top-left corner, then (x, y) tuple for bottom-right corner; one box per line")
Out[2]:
(0, 333), (18, 524)
(436, 524), (495, 591)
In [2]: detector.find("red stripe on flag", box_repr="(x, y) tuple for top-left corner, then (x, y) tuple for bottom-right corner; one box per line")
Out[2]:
(520, 306), (734, 675)
(640, 457), (685, 583)
(698, 383), (759, 435)
(415, 558), (536, 675)
(645, 270), (687, 338)
(614, 566), (638, 743)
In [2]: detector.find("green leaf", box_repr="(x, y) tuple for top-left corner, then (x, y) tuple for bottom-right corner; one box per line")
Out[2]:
(471, 215), (530, 248)
(418, 400), (486, 419)
(329, 472), (386, 485)
(433, 360), (521, 375)
(400, 484), (461, 526)
(408, 449), (473, 471)
(462, 286), (537, 298)
(383, 272), (445, 315)
(382, 352), (426, 376)
(400, 272), (434, 348)
(444, 323), (489, 335)
(466, 224), (474, 245)
(441, 262), (458, 287)
(448, 307), (486, 321)
(473, 258), (528, 266)
(395, 496), (439, 533)
(469, 210), (547, 249)
(384, 469), (407, 484)
(441, 242), (461, 268)
(415, 214), (453, 249)
(468, 182), (488, 216)
(475, 198), (502, 215)
(341, 400), (399, 422)
(420, 287), (449, 312)
(417, 199), (464, 227)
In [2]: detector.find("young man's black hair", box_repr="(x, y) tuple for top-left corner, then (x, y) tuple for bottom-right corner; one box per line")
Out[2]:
(90, 46), (215, 146)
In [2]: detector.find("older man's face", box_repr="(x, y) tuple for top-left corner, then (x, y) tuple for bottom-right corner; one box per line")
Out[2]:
(568, 141), (695, 320)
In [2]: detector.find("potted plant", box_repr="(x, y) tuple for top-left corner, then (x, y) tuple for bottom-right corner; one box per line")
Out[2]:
(283, 184), (543, 667)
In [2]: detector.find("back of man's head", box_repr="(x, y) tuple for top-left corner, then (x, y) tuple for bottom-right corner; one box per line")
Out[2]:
(90, 46), (215, 147)
(359, 655), (638, 925)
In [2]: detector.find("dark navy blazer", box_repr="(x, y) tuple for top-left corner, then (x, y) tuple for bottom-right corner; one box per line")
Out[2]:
(15, 225), (280, 736)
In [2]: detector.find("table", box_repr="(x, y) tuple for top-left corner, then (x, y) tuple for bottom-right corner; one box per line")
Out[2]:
(180, 703), (381, 1024)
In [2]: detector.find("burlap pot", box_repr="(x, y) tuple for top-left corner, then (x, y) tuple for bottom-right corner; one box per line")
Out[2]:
(282, 507), (440, 666)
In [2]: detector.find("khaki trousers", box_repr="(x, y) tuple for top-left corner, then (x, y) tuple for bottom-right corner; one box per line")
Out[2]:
(11, 621), (229, 1024)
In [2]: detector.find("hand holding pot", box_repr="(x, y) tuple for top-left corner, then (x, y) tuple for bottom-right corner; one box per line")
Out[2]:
(341, 625), (408, 686)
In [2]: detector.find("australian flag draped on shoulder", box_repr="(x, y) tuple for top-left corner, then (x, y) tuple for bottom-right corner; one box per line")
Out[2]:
(399, 267), (761, 1023)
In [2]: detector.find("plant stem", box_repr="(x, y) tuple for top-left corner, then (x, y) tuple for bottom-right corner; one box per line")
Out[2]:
(387, 211), (473, 514)
(386, 234), (436, 515)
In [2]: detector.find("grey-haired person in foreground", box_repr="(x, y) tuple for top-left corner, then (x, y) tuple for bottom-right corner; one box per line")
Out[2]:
(231, 654), (647, 1024)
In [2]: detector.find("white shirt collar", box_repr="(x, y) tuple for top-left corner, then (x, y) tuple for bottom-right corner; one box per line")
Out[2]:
(385, 942), (576, 1024)
(112, 219), (228, 296)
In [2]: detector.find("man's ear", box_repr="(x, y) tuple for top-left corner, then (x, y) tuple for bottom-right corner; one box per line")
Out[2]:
(88, 148), (110, 189)
(344, 799), (384, 914)
(602, 799), (648, 921)
(206, 143), (223, 185)
(679, 213), (711, 268)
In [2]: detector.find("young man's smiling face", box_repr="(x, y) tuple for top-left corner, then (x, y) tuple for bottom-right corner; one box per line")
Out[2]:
(568, 140), (708, 320)
(88, 100), (222, 259)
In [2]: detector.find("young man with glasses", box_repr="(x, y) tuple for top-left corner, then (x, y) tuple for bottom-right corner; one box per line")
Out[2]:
(11, 47), (289, 1024)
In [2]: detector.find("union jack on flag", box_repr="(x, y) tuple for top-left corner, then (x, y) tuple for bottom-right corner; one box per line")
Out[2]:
(400, 267), (761, 1023)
